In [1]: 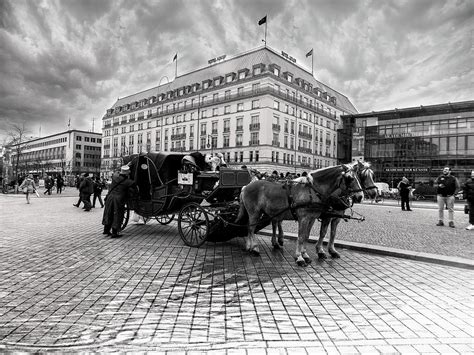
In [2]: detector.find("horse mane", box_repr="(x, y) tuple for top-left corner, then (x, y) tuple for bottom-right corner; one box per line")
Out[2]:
(309, 165), (345, 184)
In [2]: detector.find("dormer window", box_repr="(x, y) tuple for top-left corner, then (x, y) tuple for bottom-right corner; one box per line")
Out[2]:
(179, 88), (184, 96)
(283, 72), (293, 83)
(253, 66), (261, 75)
(213, 76), (223, 86)
(274, 67), (280, 76)
(238, 69), (249, 80)
(202, 79), (211, 90)
(226, 73), (235, 83)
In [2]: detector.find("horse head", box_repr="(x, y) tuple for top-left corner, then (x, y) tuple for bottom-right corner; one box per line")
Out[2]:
(340, 165), (364, 203)
(355, 161), (378, 200)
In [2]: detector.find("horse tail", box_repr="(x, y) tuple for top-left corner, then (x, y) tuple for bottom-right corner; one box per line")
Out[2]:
(235, 193), (249, 224)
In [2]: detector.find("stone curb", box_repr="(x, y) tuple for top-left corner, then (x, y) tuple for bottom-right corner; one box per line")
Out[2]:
(259, 229), (474, 270)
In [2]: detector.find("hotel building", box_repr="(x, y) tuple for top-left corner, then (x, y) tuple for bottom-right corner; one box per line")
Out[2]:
(339, 100), (474, 186)
(101, 46), (357, 176)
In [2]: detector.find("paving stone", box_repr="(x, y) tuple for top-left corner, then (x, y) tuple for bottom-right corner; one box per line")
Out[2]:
(0, 194), (472, 353)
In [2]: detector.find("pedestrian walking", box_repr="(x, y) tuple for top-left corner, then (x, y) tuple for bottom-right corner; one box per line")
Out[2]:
(435, 166), (460, 228)
(79, 173), (94, 211)
(397, 176), (413, 211)
(43, 175), (53, 195)
(73, 174), (83, 208)
(92, 175), (105, 208)
(462, 170), (474, 230)
(19, 174), (37, 204)
(102, 165), (137, 238)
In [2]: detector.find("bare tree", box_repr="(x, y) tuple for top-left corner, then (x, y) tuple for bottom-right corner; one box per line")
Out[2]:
(6, 122), (30, 182)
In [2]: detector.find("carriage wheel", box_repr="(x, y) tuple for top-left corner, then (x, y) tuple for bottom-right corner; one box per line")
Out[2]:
(178, 203), (209, 247)
(121, 204), (130, 231)
(155, 213), (175, 225)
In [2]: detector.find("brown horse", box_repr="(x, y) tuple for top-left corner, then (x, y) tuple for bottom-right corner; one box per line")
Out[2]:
(237, 164), (364, 266)
(316, 161), (378, 259)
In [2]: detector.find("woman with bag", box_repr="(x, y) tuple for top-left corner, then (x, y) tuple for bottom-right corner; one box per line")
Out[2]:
(19, 174), (37, 204)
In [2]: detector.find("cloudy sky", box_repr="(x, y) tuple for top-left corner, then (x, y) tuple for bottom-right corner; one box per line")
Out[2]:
(0, 0), (472, 141)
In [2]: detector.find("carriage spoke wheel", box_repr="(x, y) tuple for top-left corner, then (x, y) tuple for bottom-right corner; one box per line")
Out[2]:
(121, 204), (130, 231)
(155, 213), (175, 225)
(178, 203), (209, 247)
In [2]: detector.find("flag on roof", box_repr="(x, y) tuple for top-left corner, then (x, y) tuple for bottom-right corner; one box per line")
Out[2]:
(306, 48), (313, 57)
(173, 53), (177, 61)
(258, 15), (267, 25)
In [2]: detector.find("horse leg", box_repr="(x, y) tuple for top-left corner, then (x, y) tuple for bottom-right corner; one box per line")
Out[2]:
(317, 217), (331, 259)
(277, 221), (284, 246)
(328, 218), (342, 258)
(245, 215), (260, 257)
(295, 216), (315, 266)
(271, 220), (280, 249)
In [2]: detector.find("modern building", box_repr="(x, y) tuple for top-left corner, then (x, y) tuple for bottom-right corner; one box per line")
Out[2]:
(101, 46), (357, 176)
(5, 130), (102, 180)
(338, 100), (474, 187)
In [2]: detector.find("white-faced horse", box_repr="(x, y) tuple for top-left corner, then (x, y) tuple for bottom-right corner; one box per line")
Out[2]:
(316, 161), (378, 259)
(237, 164), (364, 266)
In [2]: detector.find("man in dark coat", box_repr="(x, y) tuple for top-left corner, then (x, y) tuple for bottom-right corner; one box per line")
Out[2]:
(79, 173), (94, 211)
(397, 176), (412, 211)
(102, 165), (137, 238)
(463, 170), (474, 230)
(435, 166), (460, 228)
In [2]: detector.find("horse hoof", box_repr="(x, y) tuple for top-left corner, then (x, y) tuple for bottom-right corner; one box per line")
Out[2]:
(250, 249), (260, 257)
(330, 252), (341, 259)
(296, 260), (307, 267)
(303, 257), (312, 264)
(318, 253), (327, 260)
(278, 240), (284, 246)
(273, 244), (281, 250)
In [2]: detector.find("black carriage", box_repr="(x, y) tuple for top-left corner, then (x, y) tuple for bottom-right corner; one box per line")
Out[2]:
(121, 151), (255, 247)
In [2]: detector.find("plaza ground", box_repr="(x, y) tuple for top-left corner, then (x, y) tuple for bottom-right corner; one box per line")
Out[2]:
(0, 191), (472, 353)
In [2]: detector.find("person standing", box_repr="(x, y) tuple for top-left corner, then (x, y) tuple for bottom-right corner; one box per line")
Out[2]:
(397, 177), (412, 211)
(102, 165), (137, 238)
(462, 170), (474, 230)
(92, 175), (105, 208)
(19, 174), (37, 204)
(435, 166), (460, 228)
(56, 175), (64, 194)
(79, 173), (94, 211)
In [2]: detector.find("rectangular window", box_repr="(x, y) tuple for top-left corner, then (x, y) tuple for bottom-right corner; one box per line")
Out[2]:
(237, 103), (244, 112)
(225, 90), (231, 99)
(252, 100), (260, 109)
(224, 105), (231, 114)
(274, 101), (280, 110)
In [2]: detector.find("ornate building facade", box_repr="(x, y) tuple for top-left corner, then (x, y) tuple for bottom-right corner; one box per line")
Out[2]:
(101, 46), (357, 176)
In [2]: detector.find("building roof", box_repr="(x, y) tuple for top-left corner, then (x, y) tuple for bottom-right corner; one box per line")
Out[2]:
(110, 46), (357, 114)
(341, 100), (474, 120)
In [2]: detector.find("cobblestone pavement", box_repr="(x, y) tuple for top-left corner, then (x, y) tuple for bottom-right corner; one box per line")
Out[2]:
(281, 200), (474, 260)
(0, 194), (473, 353)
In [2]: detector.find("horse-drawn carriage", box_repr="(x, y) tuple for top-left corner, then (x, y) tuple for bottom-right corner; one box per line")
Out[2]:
(121, 151), (267, 247)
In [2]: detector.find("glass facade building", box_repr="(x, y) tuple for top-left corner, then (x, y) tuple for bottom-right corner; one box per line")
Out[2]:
(338, 101), (474, 187)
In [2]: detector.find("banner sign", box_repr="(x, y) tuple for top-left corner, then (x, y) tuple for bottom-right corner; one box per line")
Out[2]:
(383, 167), (430, 173)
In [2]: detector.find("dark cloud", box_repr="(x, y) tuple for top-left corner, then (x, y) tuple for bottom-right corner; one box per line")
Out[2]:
(0, 0), (472, 141)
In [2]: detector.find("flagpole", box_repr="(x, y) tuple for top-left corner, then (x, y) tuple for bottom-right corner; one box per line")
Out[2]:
(175, 56), (178, 77)
(264, 20), (267, 47)
(312, 54), (314, 76)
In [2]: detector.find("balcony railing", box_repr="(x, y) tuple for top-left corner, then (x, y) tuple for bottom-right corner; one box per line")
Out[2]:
(298, 131), (312, 139)
(171, 133), (187, 140)
(272, 124), (281, 131)
(223, 127), (230, 133)
(272, 141), (280, 147)
(298, 147), (312, 154)
(249, 123), (260, 131)
(249, 140), (260, 146)
(236, 126), (243, 131)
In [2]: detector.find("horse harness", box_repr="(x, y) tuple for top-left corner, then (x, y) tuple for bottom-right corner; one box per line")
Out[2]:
(281, 173), (357, 221)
